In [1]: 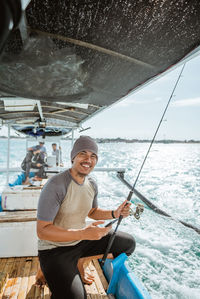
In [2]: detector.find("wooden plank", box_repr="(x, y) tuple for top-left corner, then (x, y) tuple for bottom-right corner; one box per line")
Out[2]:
(0, 257), (15, 297)
(23, 257), (51, 299)
(43, 285), (51, 299)
(26, 284), (37, 299)
(93, 259), (109, 291)
(82, 256), (112, 298)
(0, 258), (8, 272)
(85, 283), (99, 296)
(0, 210), (37, 223)
(23, 186), (42, 190)
(3, 257), (21, 298)
(84, 261), (99, 295)
(89, 261), (107, 295)
(9, 257), (27, 299)
(34, 283), (43, 298)
(17, 258), (33, 299)
(0, 257), (8, 294)
(26, 257), (39, 298)
(34, 258), (44, 299)
(0, 271), (8, 294)
(1, 258), (15, 278)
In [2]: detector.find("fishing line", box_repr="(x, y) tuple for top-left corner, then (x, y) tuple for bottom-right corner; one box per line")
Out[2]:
(101, 63), (186, 266)
(133, 62), (186, 189)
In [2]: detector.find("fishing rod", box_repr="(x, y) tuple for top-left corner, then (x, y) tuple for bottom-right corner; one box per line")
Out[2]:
(101, 63), (187, 267)
(117, 171), (200, 234)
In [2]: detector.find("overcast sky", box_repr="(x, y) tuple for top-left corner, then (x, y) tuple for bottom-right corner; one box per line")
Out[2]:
(84, 54), (200, 140)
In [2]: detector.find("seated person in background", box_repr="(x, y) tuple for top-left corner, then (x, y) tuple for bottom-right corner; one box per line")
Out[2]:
(21, 149), (47, 185)
(52, 143), (63, 166)
(28, 141), (47, 159)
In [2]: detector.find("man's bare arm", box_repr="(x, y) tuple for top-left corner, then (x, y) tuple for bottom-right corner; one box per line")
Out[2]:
(37, 220), (82, 242)
(88, 208), (114, 220)
(37, 219), (112, 242)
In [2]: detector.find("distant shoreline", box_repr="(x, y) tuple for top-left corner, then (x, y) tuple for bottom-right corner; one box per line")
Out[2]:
(0, 136), (200, 143)
(96, 138), (200, 144)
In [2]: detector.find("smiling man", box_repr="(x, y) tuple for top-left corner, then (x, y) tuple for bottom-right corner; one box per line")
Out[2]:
(37, 136), (135, 299)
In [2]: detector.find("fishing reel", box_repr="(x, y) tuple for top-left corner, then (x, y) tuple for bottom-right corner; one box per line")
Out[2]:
(130, 204), (144, 220)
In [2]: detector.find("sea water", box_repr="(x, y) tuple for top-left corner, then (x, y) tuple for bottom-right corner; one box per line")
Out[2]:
(0, 139), (200, 299)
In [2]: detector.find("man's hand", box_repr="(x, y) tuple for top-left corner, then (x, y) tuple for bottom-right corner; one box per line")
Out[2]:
(36, 163), (42, 167)
(113, 200), (132, 219)
(82, 221), (112, 240)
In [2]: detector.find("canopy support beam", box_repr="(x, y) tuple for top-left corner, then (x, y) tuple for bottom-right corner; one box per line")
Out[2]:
(6, 124), (11, 185)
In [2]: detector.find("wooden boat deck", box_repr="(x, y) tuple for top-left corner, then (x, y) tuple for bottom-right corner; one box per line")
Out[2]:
(0, 256), (113, 299)
(0, 179), (114, 298)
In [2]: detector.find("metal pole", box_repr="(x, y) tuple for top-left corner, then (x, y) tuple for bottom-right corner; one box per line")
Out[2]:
(71, 128), (74, 149)
(6, 125), (11, 185)
(26, 138), (28, 151)
(58, 139), (61, 166)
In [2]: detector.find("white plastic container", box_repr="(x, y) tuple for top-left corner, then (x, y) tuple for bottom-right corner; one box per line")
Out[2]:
(1, 187), (41, 210)
(46, 155), (57, 167)
(0, 211), (38, 257)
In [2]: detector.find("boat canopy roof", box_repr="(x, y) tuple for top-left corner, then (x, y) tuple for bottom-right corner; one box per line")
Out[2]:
(0, 0), (200, 137)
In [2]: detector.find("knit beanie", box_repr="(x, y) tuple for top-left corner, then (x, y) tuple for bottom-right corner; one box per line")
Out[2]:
(71, 136), (98, 162)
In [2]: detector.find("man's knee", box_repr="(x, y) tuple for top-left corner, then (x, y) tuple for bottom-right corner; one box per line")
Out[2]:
(113, 231), (136, 257)
(125, 234), (136, 256)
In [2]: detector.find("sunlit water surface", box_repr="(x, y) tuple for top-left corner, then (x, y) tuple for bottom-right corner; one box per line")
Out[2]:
(0, 139), (200, 299)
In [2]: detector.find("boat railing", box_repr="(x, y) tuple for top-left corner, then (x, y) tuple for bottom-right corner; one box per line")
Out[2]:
(0, 167), (126, 174)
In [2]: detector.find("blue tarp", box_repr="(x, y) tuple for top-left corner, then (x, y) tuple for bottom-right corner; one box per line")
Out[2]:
(0, 195), (2, 212)
(8, 172), (35, 187)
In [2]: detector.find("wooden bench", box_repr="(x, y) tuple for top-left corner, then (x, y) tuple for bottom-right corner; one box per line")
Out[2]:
(0, 210), (37, 223)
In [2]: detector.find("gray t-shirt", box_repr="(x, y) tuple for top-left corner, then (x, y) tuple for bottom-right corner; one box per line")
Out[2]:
(37, 169), (98, 250)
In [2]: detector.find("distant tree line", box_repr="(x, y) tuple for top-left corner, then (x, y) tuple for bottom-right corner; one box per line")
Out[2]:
(1, 136), (200, 143)
(95, 138), (200, 144)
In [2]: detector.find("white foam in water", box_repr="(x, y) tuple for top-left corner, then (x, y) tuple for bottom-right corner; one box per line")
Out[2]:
(0, 139), (200, 298)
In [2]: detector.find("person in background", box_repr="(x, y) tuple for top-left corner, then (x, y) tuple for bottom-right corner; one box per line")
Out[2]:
(21, 149), (47, 185)
(36, 136), (135, 299)
(28, 141), (47, 159)
(52, 143), (63, 166)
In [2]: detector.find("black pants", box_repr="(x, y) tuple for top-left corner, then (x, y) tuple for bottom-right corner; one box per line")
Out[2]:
(38, 230), (136, 299)
(21, 162), (45, 179)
